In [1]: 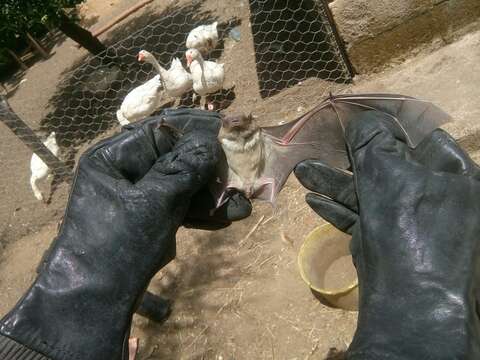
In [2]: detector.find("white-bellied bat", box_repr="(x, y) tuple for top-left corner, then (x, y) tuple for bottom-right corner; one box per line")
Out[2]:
(212, 93), (452, 207)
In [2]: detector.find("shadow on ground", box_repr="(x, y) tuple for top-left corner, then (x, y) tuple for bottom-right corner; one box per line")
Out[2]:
(135, 227), (261, 359)
(2, 28), (69, 99)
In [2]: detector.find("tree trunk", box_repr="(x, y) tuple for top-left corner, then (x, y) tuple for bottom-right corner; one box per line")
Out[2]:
(57, 11), (106, 56)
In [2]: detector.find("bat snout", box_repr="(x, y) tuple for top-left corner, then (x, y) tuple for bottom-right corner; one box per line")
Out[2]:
(230, 119), (242, 126)
(221, 114), (248, 130)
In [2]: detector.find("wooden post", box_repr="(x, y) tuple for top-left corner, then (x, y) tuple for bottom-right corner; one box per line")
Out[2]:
(318, 0), (355, 78)
(26, 32), (49, 59)
(74, 0), (154, 48)
(0, 83), (8, 95)
(6, 48), (28, 70)
(91, 0), (153, 37)
(0, 96), (72, 180)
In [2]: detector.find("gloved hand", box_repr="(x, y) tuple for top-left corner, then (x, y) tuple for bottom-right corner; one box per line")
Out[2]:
(295, 117), (480, 359)
(0, 109), (251, 360)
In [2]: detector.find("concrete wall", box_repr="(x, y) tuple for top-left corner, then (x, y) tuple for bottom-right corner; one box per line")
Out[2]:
(329, 0), (480, 73)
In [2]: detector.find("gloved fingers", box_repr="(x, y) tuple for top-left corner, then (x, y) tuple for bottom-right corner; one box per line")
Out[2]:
(159, 108), (222, 134)
(136, 130), (221, 201)
(215, 192), (252, 221)
(305, 193), (357, 234)
(345, 116), (410, 174)
(184, 191), (252, 230)
(143, 109), (222, 154)
(348, 222), (362, 266)
(295, 160), (357, 211)
(413, 129), (480, 178)
(128, 108), (221, 135)
(84, 110), (221, 183)
(85, 124), (161, 182)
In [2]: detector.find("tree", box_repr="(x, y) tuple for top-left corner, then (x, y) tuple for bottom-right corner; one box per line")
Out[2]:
(0, 0), (107, 56)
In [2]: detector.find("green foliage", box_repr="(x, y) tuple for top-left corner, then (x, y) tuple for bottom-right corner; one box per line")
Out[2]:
(0, 0), (85, 48)
(0, 48), (14, 74)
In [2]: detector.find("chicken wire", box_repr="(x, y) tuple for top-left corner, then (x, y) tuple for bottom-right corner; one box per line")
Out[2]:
(0, 0), (352, 216)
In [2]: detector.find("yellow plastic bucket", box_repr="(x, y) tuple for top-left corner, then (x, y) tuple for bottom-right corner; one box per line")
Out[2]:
(298, 223), (359, 311)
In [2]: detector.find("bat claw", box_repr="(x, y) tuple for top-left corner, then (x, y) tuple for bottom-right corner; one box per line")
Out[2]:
(129, 337), (139, 360)
(252, 178), (277, 204)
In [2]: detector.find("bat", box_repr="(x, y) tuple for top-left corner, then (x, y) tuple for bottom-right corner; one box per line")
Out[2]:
(211, 93), (452, 207)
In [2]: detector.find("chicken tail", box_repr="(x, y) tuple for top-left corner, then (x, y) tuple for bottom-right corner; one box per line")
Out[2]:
(30, 175), (44, 201)
(116, 110), (130, 126)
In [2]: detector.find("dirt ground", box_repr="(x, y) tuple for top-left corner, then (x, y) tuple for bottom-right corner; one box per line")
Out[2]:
(0, 0), (479, 359)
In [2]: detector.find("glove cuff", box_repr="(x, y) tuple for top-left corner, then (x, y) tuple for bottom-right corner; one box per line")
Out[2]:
(0, 334), (51, 360)
(349, 289), (480, 359)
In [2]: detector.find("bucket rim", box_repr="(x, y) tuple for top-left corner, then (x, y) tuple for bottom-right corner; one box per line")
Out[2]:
(298, 223), (359, 296)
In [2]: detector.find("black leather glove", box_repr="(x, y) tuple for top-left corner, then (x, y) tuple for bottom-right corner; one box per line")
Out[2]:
(295, 117), (480, 359)
(0, 109), (251, 360)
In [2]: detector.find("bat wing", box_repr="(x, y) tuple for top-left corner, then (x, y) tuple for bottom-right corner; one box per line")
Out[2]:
(255, 93), (452, 204)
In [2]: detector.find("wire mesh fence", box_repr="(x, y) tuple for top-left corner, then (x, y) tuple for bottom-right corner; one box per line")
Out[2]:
(0, 0), (352, 224)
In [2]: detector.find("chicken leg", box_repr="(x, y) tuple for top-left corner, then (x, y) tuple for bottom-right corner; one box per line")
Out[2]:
(200, 95), (207, 110)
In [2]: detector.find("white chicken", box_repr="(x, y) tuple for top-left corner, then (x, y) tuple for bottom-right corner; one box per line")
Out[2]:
(185, 48), (225, 110)
(138, 50), (192, 107)
(186, 22), (219, 54)
(116, 74), (163, 126)
(30, 132), (59, 202)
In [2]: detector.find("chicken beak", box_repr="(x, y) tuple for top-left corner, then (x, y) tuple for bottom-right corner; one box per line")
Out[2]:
(186, 56), (192, 67)
(137, 53), (144, 62)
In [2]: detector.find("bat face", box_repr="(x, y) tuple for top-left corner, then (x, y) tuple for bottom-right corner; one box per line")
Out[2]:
(211, 94), (452, 209)
(218, 113), (259, 141)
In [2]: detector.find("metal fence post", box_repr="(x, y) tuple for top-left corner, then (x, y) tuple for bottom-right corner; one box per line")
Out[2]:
(0, 95), (72, 181)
